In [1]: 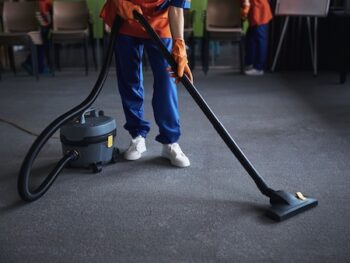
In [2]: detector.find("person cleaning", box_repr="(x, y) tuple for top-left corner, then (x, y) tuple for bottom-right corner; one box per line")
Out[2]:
(21, 0), (52, 75)
(241, 0), (273, 76)
(100, 0), (193, 167)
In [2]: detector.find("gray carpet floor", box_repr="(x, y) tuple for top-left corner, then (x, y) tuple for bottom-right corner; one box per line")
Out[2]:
(0, 69), (349, 262)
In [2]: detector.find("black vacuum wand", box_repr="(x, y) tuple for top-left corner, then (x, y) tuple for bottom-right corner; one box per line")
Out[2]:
(133, 11), (318, 221)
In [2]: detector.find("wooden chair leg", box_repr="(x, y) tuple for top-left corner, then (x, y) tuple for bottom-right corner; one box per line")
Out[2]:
(202, 34), (210, 75)
(103, 34), (108, 61)
(50, 42), (56, 76)
(189, 35), (196, 70)
(8, 46), (16, 75)
(54, 44), (61, 72)
(239, 39), (244, 74)
(91, 37), (98, 71)
(4, 46), (9, 67)
(30, 43), (39, 80)
(46, 42), (53, 75)
(84, 38), (89, 76)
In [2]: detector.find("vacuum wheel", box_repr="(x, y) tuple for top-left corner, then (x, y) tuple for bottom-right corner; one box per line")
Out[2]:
(111, 148), (120, 164)
(91, 162), (103, 173)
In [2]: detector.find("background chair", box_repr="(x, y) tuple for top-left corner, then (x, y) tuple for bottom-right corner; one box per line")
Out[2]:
(202, 0), (244, 74)
(0, 1), (40, 80)
(51, 0), (96, 76)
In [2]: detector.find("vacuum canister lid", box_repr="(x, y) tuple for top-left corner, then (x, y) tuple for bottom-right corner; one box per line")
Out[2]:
(60, 111), (116, 142)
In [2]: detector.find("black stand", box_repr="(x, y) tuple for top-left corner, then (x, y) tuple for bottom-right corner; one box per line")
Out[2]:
(271, 16), (319, 76)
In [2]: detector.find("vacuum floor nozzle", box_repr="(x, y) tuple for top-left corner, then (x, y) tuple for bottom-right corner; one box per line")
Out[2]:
(266, 191), (318, 221)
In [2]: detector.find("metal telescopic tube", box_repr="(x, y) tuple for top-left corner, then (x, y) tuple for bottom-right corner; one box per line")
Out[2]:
(133, 12), (273, 197)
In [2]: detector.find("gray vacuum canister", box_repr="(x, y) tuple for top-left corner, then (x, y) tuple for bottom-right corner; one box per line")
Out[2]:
(60, 108), (118, 173)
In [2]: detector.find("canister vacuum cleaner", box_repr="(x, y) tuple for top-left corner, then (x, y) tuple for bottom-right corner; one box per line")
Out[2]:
(18, 13), (317, 222)
(60, 108), (119, 173)
(17, 16), (123, 202)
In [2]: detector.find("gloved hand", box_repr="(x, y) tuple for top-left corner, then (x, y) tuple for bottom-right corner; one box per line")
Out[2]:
(167, 38), (193, 84)
(115, 0), (143, 20)
(241, 4), (250, 20)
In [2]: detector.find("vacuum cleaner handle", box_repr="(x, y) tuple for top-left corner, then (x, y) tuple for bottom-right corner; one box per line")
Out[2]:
(133, 11), (274, 197)
(17, 16), (124, 202)
(80, 108), (98, 124)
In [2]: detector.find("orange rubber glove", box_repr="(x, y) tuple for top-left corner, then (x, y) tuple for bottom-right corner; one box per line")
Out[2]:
(115, 0), (142, 20)
(241, 4), (250, 20)
(168, 38), (193, 84)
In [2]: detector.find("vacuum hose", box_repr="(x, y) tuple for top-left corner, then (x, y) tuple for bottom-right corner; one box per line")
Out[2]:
(17, 17), (123, 202)
(19, 12), (275, 202)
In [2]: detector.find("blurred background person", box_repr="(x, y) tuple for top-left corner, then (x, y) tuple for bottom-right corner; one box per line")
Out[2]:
(21, 0), (52, 75)
(241, 0), (272, 76)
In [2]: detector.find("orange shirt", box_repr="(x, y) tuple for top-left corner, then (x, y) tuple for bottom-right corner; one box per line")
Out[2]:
(121, 0), (171, 38)
(248, 0), (272, 26)
(39, 0), (52, 13)
(101, 0), (186, 38)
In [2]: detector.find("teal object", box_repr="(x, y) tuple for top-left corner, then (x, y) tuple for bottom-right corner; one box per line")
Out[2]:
(191, 0), (207, 37)
(86, 0), (105, 39)
(243, 20), (249, 34)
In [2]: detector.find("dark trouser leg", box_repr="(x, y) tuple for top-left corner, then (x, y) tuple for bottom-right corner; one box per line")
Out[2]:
(144, 38), (181, 144)
(115, 34), (151, 138)
(254, 24), (269, 71)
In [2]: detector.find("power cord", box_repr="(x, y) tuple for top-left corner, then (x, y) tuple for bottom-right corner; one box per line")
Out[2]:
(0, 117), (59, 139)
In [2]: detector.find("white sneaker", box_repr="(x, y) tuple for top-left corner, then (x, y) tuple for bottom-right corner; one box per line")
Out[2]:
(162, 143), (190, 168)
(244, 68), (264, 76)
(124, 136), (146, 161)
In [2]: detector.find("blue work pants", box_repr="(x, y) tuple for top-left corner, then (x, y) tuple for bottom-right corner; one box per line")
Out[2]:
(115, 34), (181, 144)
(245, 24), (269, 70)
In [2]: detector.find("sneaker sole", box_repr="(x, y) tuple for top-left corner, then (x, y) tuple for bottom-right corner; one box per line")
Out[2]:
(124, 149), (146, 161)
(162, 152), (190, 168)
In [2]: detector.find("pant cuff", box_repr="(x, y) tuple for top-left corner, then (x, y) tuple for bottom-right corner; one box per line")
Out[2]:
(155, 134), (180, 144)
